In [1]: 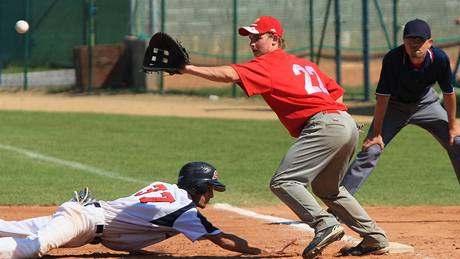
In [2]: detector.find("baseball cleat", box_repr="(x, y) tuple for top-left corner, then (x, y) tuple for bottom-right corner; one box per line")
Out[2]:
(302, 224), (344, 259)
(339, 241), (390, 256)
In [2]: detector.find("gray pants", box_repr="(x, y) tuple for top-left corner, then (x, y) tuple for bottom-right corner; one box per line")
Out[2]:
(270, 111), (388, 247)
(342, 88), (460, 195)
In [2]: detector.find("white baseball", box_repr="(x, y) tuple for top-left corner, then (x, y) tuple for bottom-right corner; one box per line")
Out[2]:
(15, 20), (29, 34)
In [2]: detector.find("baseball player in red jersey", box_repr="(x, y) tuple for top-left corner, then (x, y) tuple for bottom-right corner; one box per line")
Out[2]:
(0, 162), (275, 258)
(181, 16), (390, 258)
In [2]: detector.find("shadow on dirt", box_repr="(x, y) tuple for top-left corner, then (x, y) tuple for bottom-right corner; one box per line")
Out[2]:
(43, 251), (297, 258)
(203, 102), (377, 116)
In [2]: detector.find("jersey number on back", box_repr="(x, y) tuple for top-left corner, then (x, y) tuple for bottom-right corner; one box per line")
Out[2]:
(134, 184), (176, 203)
(292, 64), (329, 95)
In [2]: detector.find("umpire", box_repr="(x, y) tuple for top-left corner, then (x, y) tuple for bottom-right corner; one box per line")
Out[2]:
(341, 18), (460, 195)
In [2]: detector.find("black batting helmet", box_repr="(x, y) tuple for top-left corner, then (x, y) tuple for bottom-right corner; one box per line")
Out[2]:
(177, 162), (226, 195)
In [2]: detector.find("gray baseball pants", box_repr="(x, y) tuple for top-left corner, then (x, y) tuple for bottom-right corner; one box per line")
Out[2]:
(270, 111), (388, 247)
(342, 88), (460, 195)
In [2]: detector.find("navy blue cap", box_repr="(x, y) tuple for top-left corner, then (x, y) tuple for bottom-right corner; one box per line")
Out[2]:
(403, 19), (431, 40)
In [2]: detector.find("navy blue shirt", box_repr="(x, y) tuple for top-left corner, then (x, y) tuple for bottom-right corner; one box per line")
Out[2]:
(376, 45), (455, 103)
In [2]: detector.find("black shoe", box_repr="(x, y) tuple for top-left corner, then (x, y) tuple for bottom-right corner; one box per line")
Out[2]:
(302, 225), (344, 259)
(340, 241), (390, 256)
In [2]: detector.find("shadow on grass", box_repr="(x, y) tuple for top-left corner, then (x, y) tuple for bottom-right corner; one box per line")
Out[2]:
(345, 103), (375, 117)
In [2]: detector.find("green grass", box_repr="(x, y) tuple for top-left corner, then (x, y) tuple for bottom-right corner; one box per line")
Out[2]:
(354, 124), (459, 205)
(0, 110), (458, 206)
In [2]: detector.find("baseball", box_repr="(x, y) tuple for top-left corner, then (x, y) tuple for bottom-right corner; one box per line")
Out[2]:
(15, 20), (29, 34)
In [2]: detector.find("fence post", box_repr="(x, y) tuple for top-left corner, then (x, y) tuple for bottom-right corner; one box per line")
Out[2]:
(316, 0), (332, 64)
(23, 0), (31, 91)
(86, 0), (96, 94)
(373, 0), (392, 50)
(334, 0), (341, 85)
(309, 0), (314, 61)
(362, 0), (370, 101)
(231, 0), (238, 98)
(159, 0), (165, 95)
(129, 0), (135, 36)
(392, 0), (399, 48)
(149, 0), (155, 35)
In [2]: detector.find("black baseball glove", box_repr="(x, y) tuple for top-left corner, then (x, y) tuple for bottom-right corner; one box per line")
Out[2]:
(142, 32), (190, 75)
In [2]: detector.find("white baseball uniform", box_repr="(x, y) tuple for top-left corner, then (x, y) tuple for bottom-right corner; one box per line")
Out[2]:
(0, 182), (221, 258)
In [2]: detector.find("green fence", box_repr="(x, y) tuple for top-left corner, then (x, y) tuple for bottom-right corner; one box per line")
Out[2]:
(0, 0), (129, 67)
(131, 0), (460, 99)
(1, 0), (459, 99)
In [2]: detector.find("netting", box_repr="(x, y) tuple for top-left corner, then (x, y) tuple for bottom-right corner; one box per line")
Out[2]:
(1, 0), (459, 92)
(128, 0), (460, 93)
(131, 0), (460, 64)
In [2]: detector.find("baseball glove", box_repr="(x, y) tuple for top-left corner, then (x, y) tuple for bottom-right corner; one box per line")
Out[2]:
(71, 187), (97, 206)
(142, 32), (190, 75)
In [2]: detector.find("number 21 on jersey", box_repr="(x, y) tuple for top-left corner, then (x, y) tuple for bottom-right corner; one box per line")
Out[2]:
(292, 64), (329, 95)
(134, 183), (176, 203)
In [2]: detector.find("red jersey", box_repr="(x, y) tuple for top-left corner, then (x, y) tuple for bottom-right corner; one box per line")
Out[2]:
(230, 49), (347, 138)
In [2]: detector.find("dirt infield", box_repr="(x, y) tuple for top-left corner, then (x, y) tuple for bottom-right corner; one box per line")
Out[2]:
(0, 91), (375, 123)
(1, 205), (459, 258)
(1, 92), (459, 258)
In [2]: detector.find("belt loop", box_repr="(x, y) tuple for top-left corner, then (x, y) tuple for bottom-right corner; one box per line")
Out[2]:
(90, 225), (104, 244)
(321, 110), (341, 114)
(96, 224), (104, 234)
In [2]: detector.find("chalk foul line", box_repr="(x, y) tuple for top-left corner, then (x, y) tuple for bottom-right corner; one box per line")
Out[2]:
(213, 203), (358, 243)
(213, 203), (415, 254)
(0, 143), (148, 184)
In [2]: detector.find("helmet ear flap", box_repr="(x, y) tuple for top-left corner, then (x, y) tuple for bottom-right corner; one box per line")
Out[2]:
(194, 180), (209, 195)
(186, 181), (208, 197)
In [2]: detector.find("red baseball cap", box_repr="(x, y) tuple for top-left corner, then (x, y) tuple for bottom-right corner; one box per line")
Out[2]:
(238, 16), (284, 37)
